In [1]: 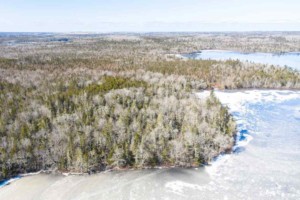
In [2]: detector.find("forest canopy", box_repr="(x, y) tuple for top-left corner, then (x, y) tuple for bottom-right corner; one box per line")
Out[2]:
(0, 33), (300, 180)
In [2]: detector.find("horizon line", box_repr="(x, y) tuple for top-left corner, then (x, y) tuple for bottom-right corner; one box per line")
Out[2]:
(1, 31), (300, 34)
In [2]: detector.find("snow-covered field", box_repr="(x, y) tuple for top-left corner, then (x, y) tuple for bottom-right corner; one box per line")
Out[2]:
(1, 90), (300, 200)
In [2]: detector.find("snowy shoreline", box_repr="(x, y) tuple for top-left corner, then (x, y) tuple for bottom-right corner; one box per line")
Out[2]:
(0, 165), (208, 188)
(0, 171), (45, 188)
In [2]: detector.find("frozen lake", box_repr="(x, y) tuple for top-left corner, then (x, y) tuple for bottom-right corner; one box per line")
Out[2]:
(183, 50), (300, 71)
(1, 90), (300, 199)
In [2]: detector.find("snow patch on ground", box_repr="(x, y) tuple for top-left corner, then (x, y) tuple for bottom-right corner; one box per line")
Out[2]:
(165, 180), (204, 195)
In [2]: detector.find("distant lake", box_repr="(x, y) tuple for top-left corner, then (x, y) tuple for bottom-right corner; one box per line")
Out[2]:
(183, 50), (300, 71)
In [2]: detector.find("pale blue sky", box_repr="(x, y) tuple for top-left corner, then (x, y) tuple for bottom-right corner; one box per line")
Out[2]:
(0, 0), (299, 32)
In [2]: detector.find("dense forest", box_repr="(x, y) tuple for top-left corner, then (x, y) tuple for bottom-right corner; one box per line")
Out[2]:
(0, 33), (300, 181)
